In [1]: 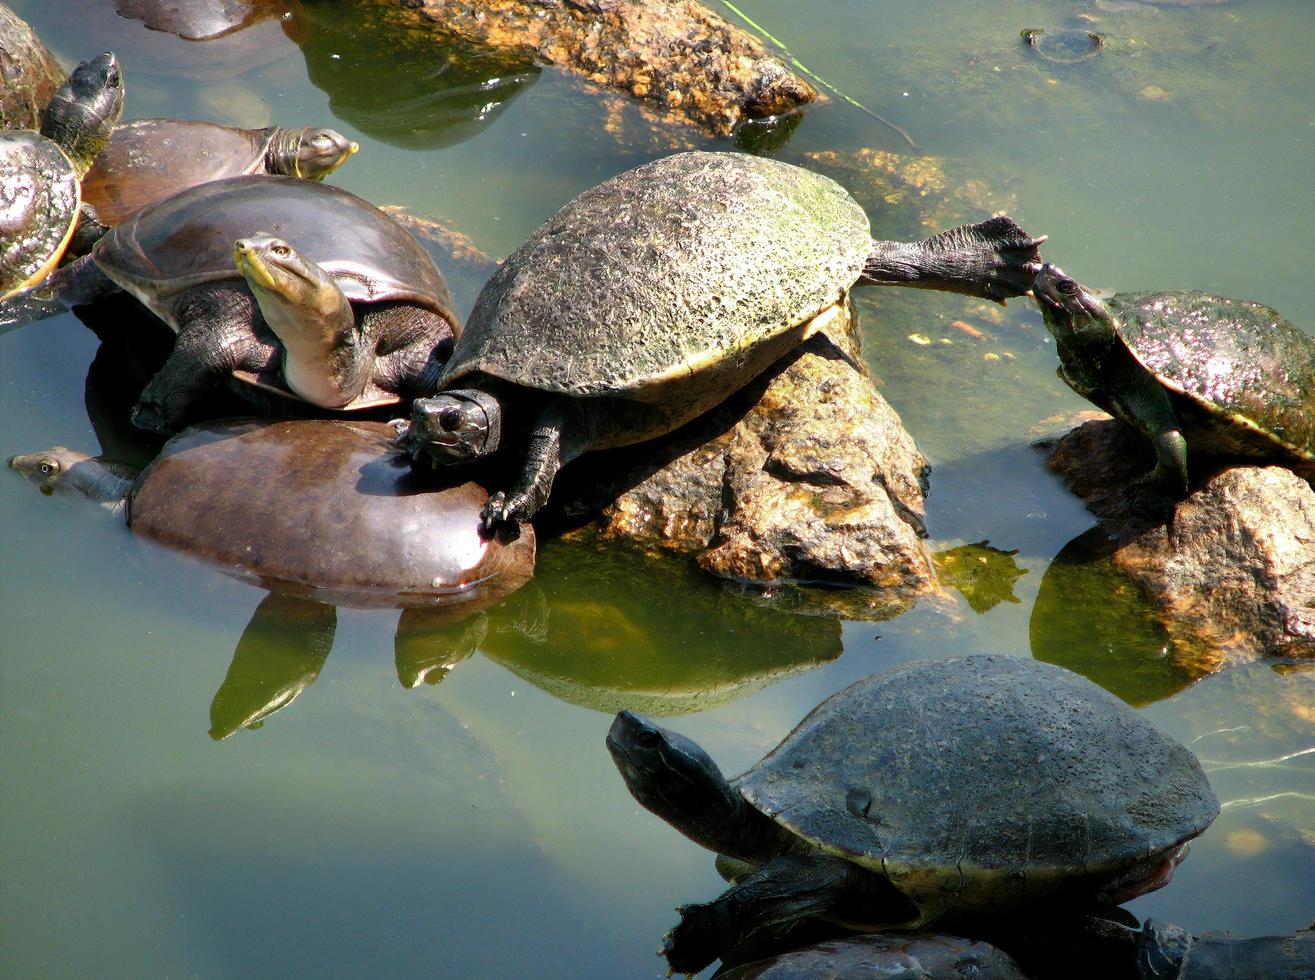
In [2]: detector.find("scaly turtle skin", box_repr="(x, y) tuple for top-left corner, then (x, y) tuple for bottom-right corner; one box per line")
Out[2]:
(43, 174), (460, 432)
(7, 419), (535, 608)
(607, 654), (1218, 975)
(0, 52), (123, 300)
(1033, 263), (1315, 496)
(1020, 28), (1106, 66)
(402, 151), (1044, 530)
(79, 119), (358, 228)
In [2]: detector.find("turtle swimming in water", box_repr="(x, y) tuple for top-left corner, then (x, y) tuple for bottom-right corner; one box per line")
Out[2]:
(401, 151), (1044, 530)
(1, 51), (124, 301)
(607, 654), (1218, 975)
(39, 174), (460, 432)
(1032, 263), (1315, 496)
(78, 118), (358, 230)
(1020, 27), (1106, 66)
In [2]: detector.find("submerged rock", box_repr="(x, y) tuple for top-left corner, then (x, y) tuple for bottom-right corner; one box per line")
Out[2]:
(379, 0), (818, 135)
(1042, 418), (1315, 671)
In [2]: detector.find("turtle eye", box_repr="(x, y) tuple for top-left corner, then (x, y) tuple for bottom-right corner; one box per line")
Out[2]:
(438, 407), (464, 431)
(271, 244), (291, 258)
(634, 728), (661, 749)
(1057, 278), (1081, 297)
(39, 460), (56, 474)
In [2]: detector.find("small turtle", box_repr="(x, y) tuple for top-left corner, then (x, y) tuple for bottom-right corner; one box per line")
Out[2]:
(1138, 919), (1315, 979)
(716, 933), (1028, 980)
(1020, 28), (1106, 66)
(0, 51), (123, 300)
(0, 3), (65, 130)
(607, 654), (1218, 975)
(1032, 263), (1315, 496)
(402, 151), (1044, 530)
(41, 174), (460, 432)
(79, 119), (358, 228)
(7, 418), (535, 608)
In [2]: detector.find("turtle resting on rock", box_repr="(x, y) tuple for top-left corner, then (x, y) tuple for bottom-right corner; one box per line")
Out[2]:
(37, 174), (460, 432)
(607, 654), (1218, 975)
(78, 118), (358, 231)
(1, 52), (124, 301)
(1032, 263), (1315, 497)
(401, 151), (1044, 530)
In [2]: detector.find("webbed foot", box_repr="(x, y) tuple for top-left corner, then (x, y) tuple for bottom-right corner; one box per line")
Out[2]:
(131, 397), (180, 435)
(479, 491), (530, 538)
(966, 215), (1047, 303)
(659, 902), (724, 976)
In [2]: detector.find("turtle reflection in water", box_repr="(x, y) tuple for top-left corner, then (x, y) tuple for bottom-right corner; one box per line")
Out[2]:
(8, 419), (535, 738)
(933, 540), (1027, 614)
(1033, 264), (1315, 499)
(608, 655), (1218, 975)
(1020, 28), (1106, 66)
(401, 151), (1045, 530)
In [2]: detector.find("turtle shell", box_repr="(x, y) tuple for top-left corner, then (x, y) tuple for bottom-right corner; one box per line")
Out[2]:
(127, 418), (535, 608)
(80, 119), (286, 226)
(0, 131), (79, 300)
(0, 4), (65, 130)
(734, 655), (1218, 922)
(1111, 291), (1315, 462)
(93, 173), (456, 329)
(440, 151), (870, 400)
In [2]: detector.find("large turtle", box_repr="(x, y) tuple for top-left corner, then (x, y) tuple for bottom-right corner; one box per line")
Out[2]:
(41, 174), (460, 432)
(1032, 263), (1315, 496)
(78, 118), (358, 229)
(0, 51), (123, 300)
(401, 151), (1044, 530)
(607, 654), (1219, 975)
(7, 418), (534, 608)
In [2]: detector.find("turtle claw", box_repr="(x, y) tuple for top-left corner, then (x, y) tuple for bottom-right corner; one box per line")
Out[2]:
(131, 399), (177, 435)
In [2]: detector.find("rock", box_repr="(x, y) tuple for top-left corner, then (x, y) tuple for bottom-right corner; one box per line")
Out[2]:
(1042, 419), (1315, 671)
(547, 300), (936, 618)
(0, 4), (65, 130)
(1136, 84), (1172, 102)
(378, 0), (819, 136)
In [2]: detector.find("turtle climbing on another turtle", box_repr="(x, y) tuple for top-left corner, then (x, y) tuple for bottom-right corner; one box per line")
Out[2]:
(401, 151), (1044, 531)
(0, 51), (124, 300)
(77, 118), (358, 230)
(37, 174), (460, 432)
(1032, 263), (1315, 497)
(607, 654), (1219, 975)
(1020, 27), (1106, 66)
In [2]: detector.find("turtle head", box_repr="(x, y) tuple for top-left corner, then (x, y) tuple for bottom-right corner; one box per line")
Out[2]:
(272, 127), (359, 180)
(8, 446), (135, 507)
(406, 391), (503, 464)
(1032, 263), (1119, 345)
(41, 52), (125, 178)
(607, 711), (742, 840)
(8, 447), (88, 495)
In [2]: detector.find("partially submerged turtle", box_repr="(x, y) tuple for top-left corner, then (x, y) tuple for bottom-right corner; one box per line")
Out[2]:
(8, 418), (535, 608)
(43, 174), (460, 432)
(0, 52), (123, 300)
(1020, 27), (1106, 66)
(607, 654), (1218, 975)
(1137, 919), (1315, 979)
(79, 119), (358, 228)
(1032, 263), (1315, 496)
(402, 151), (1044, 529)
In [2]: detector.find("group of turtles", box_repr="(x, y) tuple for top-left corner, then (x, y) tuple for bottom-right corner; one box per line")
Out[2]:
(3, 14), (1315, 980)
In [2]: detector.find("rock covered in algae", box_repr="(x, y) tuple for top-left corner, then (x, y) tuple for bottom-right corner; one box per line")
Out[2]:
(0, 4), (64, 130)
(546, 300), (934, 619)
(381, 0), (818, 135)
(1042, 418), (1315, 670)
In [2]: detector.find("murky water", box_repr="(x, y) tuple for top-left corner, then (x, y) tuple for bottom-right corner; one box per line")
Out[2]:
(2, 1), (1313, 976)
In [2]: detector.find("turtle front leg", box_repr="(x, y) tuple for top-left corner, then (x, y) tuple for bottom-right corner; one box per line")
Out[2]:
(482, 401), (593, 533)
(1108, 375), (1190, 499)
(133, 286), (277, 434)
(661, 853), (908, 975)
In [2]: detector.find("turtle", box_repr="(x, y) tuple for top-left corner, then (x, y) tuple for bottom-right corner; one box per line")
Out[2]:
(400, 151), (1045, 530)
(1031, 263), (1315, 497)
(1020, 28), (1106, 66)
(606, 654), (1219, 975)
(41, 174), (461, 433)
(78, 118), (359, 229)
(7, 418), (535, 609)
(715, 933), (1028, 980)
(1137, 919), (1315, 980)
(0, 3), (65, 130)
(0, 51), (123, 301)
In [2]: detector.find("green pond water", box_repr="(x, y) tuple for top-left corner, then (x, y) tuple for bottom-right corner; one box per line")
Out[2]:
(2, 0), (1313, 976)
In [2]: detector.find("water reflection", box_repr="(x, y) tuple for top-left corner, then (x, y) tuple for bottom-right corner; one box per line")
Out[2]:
(932, 540), (1026, 614)
(1030, 527), (1192, 706)
(113, 0), (287, 42)
(292, 0), (538, 150)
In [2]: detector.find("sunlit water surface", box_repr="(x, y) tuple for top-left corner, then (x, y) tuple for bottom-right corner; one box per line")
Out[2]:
(2, 1), (1312, 976)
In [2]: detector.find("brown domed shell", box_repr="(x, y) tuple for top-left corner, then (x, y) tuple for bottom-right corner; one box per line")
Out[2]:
(0, 131), (79, 300)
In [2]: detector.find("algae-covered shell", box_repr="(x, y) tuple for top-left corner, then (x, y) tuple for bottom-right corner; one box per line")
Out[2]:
(129, 418), (535, 608)
(1111, 291), (1315, 462)
(440, 151), (870, 399)
(734, 655), (1218, 922)
(0, 131), (80, 299)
